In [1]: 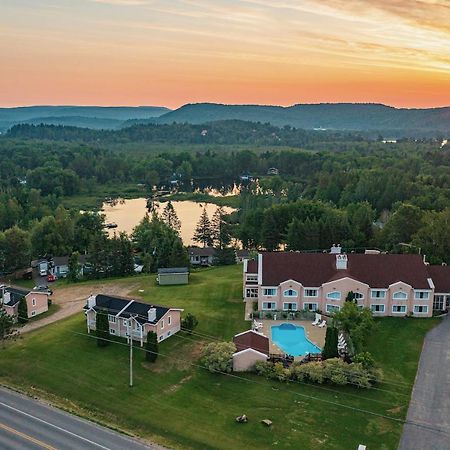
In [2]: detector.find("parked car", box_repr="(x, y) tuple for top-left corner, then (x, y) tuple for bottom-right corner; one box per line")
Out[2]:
(47, 273), (57, 282)
(33, 285), (53, 295)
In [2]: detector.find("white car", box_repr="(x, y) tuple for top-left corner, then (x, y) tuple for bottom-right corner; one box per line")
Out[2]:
(134, 264), (144, 273)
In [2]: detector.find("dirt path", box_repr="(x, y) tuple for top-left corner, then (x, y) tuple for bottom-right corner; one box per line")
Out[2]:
(20, 281), (142, 334)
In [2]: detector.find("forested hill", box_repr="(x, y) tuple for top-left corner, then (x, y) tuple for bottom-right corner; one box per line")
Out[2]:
(5, 120), (365, 146)
(0, 106), (170, 132)
(151, 103), (450, 136)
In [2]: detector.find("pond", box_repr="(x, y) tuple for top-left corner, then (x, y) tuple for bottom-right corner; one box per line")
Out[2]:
(102, 198), (236, 245)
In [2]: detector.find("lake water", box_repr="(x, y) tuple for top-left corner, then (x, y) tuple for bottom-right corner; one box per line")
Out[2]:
(102, 198), (235, 245)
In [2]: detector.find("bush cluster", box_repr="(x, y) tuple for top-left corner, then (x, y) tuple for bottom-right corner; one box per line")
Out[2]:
(254, 357), (381, 389)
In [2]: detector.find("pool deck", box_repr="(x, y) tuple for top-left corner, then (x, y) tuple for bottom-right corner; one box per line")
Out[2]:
(260, 320), (326, 356)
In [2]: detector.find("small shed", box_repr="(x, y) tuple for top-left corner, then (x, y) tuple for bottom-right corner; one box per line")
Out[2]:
(157, 267), (189, 285)
(232, 330), (269, 372)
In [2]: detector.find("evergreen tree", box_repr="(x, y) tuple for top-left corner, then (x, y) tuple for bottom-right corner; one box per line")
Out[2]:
(161, 201), (181, 233)
(193, 208), (213, 248)
(67, 251), (80, 282)
(17, 296), (28, 324)
(145, 331), (158, 362)
(118, 232), (134, 275)
(214, 247), (236, 265)
(95, 309), (109, 347)
(88, 233), (109, 279)
(181, 313), (198, 334)
(0, 309), (18, 346)
(168, 239), (189, 267)
(211, 207), (231, 249)
(322, 326), (339, 360)
(346, 291), (356, 303)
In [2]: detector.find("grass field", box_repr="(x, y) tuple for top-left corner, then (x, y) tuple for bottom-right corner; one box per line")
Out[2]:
(0, 265), (440, 449)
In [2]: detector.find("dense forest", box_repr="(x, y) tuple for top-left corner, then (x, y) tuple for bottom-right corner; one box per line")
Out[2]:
(0, 120), (449, 277)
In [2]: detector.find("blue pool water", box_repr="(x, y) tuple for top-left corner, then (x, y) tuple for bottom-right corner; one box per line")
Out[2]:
(271, 323), (321, 356)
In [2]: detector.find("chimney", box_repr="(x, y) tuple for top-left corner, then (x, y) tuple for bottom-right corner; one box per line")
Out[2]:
(87, 294), (96, 309)
(330, 244), (342, 254)
(336, 254), (348, 270)
(148, 307), (157, 322)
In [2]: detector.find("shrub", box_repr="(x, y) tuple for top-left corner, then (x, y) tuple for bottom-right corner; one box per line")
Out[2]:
(323, 358), (348, 385)
(272, 362), (290, 382)
(303, 362), (325, 384)
(322, 327), (339, 360)
(95, 309), (109, 347)
(353, 351), (375, 370)
(254, 361), (274, 377)
(145, 331), (158, 362)
(202, 342), (236, 373)
(291, 362), (308, 382)
(181, 313), (198, 334)
(17, 297), (28, 324)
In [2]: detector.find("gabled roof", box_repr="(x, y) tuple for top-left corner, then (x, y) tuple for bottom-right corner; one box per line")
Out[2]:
(53, 255), (88, 266)
(427, 265), (450, 293)
(1, 286), (30, 306)
(233, 330), (269, 356)
(157, 267), (189, 274)
(84, 294), (180, 325)
(259, 252), (431, 289)
(188, 247), (215, 257)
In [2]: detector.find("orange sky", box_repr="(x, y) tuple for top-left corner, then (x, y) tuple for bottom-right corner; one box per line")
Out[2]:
(1, 0), (449, 108)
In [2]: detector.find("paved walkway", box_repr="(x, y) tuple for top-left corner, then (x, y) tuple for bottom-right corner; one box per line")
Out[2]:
(398, 315), (450, 450)
(20, 281), (141, 334)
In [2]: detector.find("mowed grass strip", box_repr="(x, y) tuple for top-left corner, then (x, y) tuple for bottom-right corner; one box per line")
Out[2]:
(0, 265), (441, 449)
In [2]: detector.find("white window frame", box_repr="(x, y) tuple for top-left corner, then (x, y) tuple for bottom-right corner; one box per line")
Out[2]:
(392, 305), (407, 314)
(32, 298), (36, 306)
(326, 304), (340, 313)
(263, 288), (277, 296)
(353, 292), (364, 300)
(168, 315), (171, 325)
(326, 291), (341, 300)
(245, 274), (258, 283)
(31, 311), (36, 316)
(122, 318), (128, 327)
(108, 314), (116, 323)
(134, 321), (141, 331)
(414, 290), (430, 300)
(262, 301), (276, 310)
(393, 291), (408, 300)
(370, 304), (385, 313)
(303, 302), (318, 311)
(370, 289), (387, 299)
(282, 302), (298, 311)
(413, 305), (428, 314)
(283, 289), (298, 297)
(245, 288), (258, 298)
(109, 328), (116, 335)
(433, 295), (445, 310)
(304, 288), (318, 298)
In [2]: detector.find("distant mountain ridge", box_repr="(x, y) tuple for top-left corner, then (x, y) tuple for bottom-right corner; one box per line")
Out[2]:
(0, 106), (171, 132)
(153, 103), (450, 134)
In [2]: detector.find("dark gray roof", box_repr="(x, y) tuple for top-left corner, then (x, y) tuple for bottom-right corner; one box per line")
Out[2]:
(85, 294), (174, 325)
(157, 267), (189, 274)
(2, 286), (30, 306)
(52, 255), (88, 266)
(188, 247), (215, 257)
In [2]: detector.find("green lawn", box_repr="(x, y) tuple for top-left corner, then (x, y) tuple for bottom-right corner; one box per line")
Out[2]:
(0, 265), (440, 449)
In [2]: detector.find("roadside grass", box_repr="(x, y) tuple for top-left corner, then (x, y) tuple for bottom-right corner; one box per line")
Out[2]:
(0, 265), (440, 449)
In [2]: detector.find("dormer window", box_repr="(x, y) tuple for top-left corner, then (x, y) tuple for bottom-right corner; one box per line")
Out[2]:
(326, 291), (341, 300)
(393, 291), (408, 300)
(283, 289), (298, 297)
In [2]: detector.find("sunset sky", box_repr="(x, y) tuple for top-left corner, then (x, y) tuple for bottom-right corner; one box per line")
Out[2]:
(1, 0), (449, 108)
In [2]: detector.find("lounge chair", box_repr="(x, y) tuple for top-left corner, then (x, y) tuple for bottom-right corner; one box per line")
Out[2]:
(311, 317), (321, 326)
(318, 320), (327, 328)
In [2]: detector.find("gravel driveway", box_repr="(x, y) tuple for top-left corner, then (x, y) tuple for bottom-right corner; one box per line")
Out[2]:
(398, 315), (450, 450)
(20, 281), (142, 334)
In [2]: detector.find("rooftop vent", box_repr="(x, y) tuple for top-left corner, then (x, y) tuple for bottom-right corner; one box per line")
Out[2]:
(336, 254), (348, 270)
(87, 294), (96, 309)
(148, 307), (157, 322)
(330, 244), (342, 254)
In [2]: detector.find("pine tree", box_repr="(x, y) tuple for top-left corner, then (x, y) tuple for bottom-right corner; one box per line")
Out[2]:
(211, 207), (231, 249)
(161, 201), (181, 233)
(168, 239), (189, 268)
(96, 309), (109, 347)
(181, 313), (198, 334)
(67, 252), (80, 282)
(17, 296), (28, 324)
(145, 331), (158, 362)
(322, 327), (339, 360)
(193, 208), (213, 248)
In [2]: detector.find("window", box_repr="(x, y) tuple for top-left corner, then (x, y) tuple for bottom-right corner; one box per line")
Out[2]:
(433, 295), (445, 311)
(371, 290), (386, 299)
(109, 328), (116, 335)
(161, 319), (164, 329)
(159, 335), (163, 341)
(246, 275), (258, 283)
(283, 289), (298, 297)
(134, 321), (141, 331)
(167, 330), (171, 336)
(32, 298), (36, 306)
(393, 291), (407, 300)
(262, 302), (276, 310)
(371, 304), (385, 313)
(283, 302), (297, 311)
(303, 303), (318, 311)
(304, 289), (318, 298)
(108, 315), (116, 323)
(326, 304), (340, 313)
(353, 292), (364, 300)
(414, 305), (428, 314)
(245, 288), (258, 298)
(414, 291), (429, 300)
(392, 305), (407, 313)
(263, 288), (276, 296)
(122, 319), (128, 327)
(326, 291), (341, 300)
(168, 316), (171, 326)
(31, 311), (36, 316)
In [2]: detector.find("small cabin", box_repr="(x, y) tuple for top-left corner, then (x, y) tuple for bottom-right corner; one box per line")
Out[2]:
(157, 267), (189, 285)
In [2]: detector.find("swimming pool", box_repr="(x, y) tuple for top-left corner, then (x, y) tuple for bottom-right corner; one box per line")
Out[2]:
(271, 323), (321, 356)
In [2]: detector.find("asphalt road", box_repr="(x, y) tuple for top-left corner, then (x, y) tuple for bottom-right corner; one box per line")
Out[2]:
(398, 315), (450, 450)
(0, 387), (161, 450)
